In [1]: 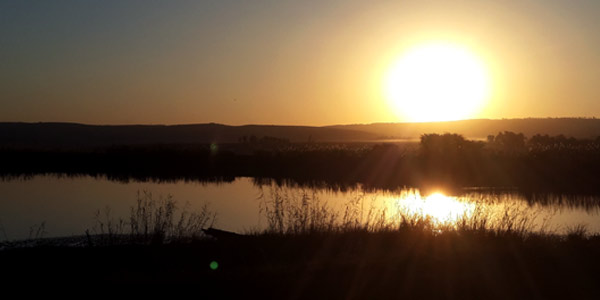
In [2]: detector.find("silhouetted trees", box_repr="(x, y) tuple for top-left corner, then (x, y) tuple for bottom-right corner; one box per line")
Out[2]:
(2, 132), (600, 192)
(420, 133), (484, 157)
(238, 135), (290, 146)
(528, 134), (600, 152)
(488, 131), (527, 154)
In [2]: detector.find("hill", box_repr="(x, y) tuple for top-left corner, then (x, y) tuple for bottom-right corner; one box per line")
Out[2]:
(328, 118), (600, 140)
(2, 118), (600, 149)
(0, 122), (377, 149)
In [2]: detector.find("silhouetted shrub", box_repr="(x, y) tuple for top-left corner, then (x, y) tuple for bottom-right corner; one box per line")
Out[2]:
(488, 131), (527, 154)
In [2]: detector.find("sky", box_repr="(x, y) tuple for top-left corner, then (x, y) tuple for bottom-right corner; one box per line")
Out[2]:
(1, 0), (600, 125)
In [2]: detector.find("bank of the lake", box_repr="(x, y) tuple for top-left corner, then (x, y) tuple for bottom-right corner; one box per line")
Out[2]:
(2, 230), (600, 299)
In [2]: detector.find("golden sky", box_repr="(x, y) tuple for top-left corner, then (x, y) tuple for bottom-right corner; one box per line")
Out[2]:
(1, 1), (599, 125)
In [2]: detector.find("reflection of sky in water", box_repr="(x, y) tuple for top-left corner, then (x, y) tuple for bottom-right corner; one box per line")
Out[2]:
(0, 176), (599, 240)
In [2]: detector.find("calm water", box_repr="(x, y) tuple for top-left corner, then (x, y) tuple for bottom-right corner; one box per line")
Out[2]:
(1, 175), (599, 240)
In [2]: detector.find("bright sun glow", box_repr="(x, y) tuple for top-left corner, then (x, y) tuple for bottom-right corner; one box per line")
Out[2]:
(399, 192), (475, 225)
(385, 42), (490, 122)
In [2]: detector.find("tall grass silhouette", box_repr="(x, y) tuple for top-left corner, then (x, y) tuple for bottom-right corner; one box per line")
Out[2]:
(91, 191), (216, 245)
(257, 188), (567, 239)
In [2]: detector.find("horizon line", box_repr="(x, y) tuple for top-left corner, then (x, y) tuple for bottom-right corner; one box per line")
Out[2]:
(1, 117), (599, 128)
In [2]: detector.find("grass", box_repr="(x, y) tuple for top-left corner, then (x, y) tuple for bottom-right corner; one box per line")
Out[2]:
(0, 219), (8, 242)
(90, 191), (216, 245)
(81, 188), (593, 246)
(2, 190), (600, 298)
(255, 189), (571, 241)
(1, 187), (588, 248)
(28, 221), (47, 240)
(566, 224), (589, 240)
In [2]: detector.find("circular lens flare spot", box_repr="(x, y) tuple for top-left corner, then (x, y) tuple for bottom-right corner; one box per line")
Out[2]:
(209, 261), (219, 270)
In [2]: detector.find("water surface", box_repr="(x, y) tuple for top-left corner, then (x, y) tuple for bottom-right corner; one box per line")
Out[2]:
(0, 175), (599, 240)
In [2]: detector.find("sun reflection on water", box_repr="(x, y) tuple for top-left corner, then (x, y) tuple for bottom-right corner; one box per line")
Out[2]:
(396, 191), (476, 225)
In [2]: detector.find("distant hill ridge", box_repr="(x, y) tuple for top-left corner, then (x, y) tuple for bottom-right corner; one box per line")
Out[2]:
(328, 118), (600, 140)
(0, 122), (377, 148)
(1, 118), (599, 148)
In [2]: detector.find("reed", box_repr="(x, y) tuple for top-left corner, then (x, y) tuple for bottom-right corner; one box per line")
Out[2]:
(91, 191), (216, 245)
(256, 188), (574, 240)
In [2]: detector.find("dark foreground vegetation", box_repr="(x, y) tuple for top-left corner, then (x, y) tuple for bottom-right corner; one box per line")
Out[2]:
(0, 228), (600, 299)
(2, 227), (600, 298)
(2, 131), (600, 192)
(2, 193), (600, 299)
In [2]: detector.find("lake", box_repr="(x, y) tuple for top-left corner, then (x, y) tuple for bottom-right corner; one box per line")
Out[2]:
(1, 175), (599, 240)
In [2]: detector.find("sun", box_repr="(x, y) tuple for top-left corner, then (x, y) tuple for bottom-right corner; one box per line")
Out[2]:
(385, 42), (490, 122)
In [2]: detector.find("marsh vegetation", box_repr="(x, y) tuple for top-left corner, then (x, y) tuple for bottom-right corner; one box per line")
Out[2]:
(2, 129), (600, 298)
(89, 191), (216, 246)
(2, 131), (600, 192)
(2, 190), (600, 299)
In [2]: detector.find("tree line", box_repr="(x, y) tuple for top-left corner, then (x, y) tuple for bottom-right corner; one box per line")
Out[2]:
(1, 132), (600, 192)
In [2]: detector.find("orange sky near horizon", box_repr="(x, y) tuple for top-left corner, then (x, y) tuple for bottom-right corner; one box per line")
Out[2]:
(1, 1), (600, 125)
